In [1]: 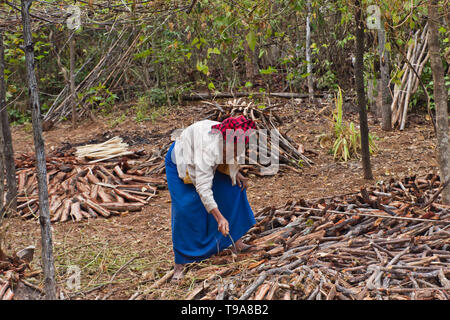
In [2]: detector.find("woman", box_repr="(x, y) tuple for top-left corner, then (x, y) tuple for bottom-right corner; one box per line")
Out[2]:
(165, 116), (257, 280)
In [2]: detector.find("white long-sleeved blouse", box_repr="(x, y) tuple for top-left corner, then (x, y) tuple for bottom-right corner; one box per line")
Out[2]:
(172, 120), (240, 213)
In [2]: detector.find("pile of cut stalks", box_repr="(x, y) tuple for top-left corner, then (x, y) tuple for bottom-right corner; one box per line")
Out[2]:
(160, 174), (450, 301)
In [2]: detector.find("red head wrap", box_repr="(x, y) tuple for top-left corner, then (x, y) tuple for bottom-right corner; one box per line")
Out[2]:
(211, 116), (256, 144)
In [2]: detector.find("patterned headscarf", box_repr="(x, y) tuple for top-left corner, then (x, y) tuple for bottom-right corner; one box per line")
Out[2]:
(211, 116), (256, 144)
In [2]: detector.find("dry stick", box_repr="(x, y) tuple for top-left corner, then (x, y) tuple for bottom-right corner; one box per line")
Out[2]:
(100, 255), (141, 300)
(294, 206), (449, 225)
(437, 271), (450, 289)
(69, 255), (141, 299)
(46, 28), (127, 122)
(239, 272), (268, 300)
(391, 25), (435, 134)
(410, 28), (430, 94)
(399, 45), (416, 130)
(20, 279), (45, 294)
(399, 26), (428, 130)
(387, 246), (410, 267)
(391, 34), (414, 126)
(399, 28), (423, 129)
(421, 179), (450, 209)
(133, 270), (175, 300)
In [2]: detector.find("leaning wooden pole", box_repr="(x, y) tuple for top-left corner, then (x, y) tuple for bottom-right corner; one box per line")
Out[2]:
(70, 33), (77, 128)
(354, 0), (373, 180)
(378, 27), (392, 131)
(21, 0), (57, 299)
(305, 0), (314, 99)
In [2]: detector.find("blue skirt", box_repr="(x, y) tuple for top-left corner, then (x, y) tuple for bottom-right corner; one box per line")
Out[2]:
(165, 142), (256, 264)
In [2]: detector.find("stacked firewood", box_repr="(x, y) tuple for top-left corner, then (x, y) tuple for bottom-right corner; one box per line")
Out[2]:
(182, 174), (450, 300)
(0, 249), (31, 300)
(199, 99), (314, 175)
(128, 141), (172, 176)
(14, 151), (166, 222)
(391, 24), (429, 130)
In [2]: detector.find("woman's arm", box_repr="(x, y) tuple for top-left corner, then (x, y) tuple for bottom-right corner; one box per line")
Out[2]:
(210, 207), (229, 236)
(236, 171), (249, 191)
(187, 163), (229, 237)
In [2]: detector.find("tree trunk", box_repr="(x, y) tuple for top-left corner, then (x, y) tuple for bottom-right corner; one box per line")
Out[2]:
(0, 114), (4, 221)
(0, 33), (4, 218)
(0, 31), (17, 214)
(428, 0), (450, 204)
(21, 0), (57, 299)
(355, 0), (373, 180)
(378, 27), (392, 131)
(306, 0), (314, 98)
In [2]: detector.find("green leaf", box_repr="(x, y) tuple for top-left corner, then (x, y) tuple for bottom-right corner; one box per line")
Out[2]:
(208, 82), (215, 90)
(196, 60), (209, 75)
(259, 66), (277, 75)
(258, 48), (265, 58)
(207, 47), (221, 58)
(301, 72), (310, 78)
(244, 81), (253, 88)
(385, 42), (391, 52)
(246, 30), (257, 52)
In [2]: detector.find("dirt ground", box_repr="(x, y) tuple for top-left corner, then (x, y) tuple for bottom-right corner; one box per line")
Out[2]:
(2, 97), (440, 299)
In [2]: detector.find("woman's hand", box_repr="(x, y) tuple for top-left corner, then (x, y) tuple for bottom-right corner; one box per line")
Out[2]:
(210, 208), (229, 236)
(236, 172), (249, 191)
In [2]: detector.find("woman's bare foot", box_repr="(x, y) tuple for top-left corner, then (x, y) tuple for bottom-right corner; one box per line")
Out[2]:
(172, 263), (184, 282)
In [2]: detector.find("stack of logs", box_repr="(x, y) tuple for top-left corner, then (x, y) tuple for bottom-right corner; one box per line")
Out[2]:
(182, 174), (450, 300)
(0, 251), (29, 300)
(14, 152), (166, 222)
(127, 141), (172, 176)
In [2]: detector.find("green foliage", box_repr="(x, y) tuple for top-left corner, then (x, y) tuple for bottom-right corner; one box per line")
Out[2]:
(411, 60), (450, 112)
(8, 107), (31, 126)
(148, 88), (168, 107)
(132, 90), (170, 123)
(3, 0), (446, 126)
(108, 113), (127, 128)
(259, 66), (277, 75)
(323, 87), (378, 162)
(80, 82), (118, 116)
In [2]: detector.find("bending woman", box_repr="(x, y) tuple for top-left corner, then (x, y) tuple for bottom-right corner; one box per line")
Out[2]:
(165, 116), (257, 280)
